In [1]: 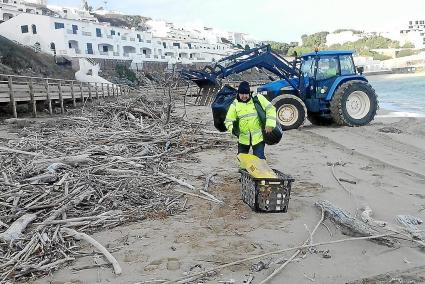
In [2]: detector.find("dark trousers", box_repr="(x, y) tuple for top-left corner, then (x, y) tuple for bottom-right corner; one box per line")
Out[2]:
(238, 142), (266, 159)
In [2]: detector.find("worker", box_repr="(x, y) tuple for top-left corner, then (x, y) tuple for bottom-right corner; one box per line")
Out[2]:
(224, 81), (276, 159)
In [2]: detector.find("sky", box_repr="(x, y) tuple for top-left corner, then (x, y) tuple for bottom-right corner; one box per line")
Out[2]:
(49, 0), (425, 42)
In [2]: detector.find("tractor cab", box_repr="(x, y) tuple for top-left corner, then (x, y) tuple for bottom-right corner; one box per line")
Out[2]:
(300, 50), (360, 100)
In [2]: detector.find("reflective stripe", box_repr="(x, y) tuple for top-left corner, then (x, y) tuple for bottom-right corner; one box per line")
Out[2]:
(251, 129), (262, 135)
(265, 103), (274, 111)
(267, 115), (276, 120)
(224, 119), (236, 123)
(239, 113), (258, 119)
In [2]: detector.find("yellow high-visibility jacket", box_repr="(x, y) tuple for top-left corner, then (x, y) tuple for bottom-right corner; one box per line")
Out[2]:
(225, 94), (276, 146)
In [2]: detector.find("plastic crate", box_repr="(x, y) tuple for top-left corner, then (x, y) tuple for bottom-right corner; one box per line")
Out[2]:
(240, 169), (294, 213)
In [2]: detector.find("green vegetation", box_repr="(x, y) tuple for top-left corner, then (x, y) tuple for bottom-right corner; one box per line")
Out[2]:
(402, 41), (415, 48)
(396, 49), (420, 58)
(270, 31), (403, 61)
(115, 64), (138, 83)
(333, 29), (363, 34)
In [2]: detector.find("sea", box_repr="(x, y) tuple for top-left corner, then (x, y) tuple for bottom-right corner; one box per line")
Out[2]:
(367, 73), (425, 117)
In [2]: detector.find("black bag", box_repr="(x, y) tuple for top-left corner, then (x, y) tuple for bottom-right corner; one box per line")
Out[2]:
(211, 85), (239, 136)
(252, 96), (283, 145)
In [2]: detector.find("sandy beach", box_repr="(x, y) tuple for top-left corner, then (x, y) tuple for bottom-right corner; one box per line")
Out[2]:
(26, 102), (425, 284)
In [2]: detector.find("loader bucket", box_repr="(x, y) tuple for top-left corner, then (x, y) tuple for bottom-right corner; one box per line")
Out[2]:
(180, 69), (220, 88)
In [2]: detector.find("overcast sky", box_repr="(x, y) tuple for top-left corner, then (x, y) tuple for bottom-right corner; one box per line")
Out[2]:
(49, 0), (425, 42)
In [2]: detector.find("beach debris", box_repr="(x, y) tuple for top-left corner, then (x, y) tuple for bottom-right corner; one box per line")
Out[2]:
(0, 92), (231, 282)
(378, 126), (403, 134)
(250, 260), (268, 272)
(315, 200), (397, 247)
(396, 215), (425, 242)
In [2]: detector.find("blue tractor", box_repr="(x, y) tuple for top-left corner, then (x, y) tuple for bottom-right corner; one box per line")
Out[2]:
(181, 45), (378, 130)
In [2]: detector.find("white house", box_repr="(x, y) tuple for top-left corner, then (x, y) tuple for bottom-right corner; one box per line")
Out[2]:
(0, 0), (257, 68)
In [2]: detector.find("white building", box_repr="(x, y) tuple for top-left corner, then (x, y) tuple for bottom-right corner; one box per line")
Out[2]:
(326, 31), (362, 46)
(0, 0), (256, 68)
(399, 20), (425, 48)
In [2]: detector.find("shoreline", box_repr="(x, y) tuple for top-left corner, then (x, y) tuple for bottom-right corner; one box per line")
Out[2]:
(367, 71), (425, 80)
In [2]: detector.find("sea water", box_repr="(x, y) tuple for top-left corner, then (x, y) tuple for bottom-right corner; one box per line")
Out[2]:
(367, 74), (425, 117)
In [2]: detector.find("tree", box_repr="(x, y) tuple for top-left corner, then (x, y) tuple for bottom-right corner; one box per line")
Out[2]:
(402, 41), (415, 48)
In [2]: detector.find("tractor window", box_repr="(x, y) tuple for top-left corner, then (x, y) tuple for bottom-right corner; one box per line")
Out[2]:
(339, 55), (356, 75)
(300, 57), (315, 77)
(316, 56), (339, 80)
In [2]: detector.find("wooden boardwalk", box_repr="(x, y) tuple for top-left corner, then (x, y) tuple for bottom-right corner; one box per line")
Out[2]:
(0, 74), (132, 118)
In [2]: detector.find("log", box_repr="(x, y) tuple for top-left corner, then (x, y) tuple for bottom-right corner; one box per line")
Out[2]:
(0, 146), (46, 157)
(34, 154), (93, 167)
(61, 228), (122, 275)
(315, 200), (397, 247)
(0, 214), (37, 242)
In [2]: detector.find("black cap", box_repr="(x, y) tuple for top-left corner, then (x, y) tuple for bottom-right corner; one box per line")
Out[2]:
(238, 81), (250, 94)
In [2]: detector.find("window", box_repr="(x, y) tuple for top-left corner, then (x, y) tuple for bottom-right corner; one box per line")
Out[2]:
(72, 25), (78, 34)
(339, 55), (356, 75)
(21, 25), (28, 33)
(96, 28), (102, 37)
(102, 45), (108, 52)
(86, 43), (93, 54)
(68, 42), (72, 48)
(300, 56), (315, 77)
(316, 56), (339, 80)
(31, 24), (36, 34)
(111, 30), (115, 35)
(54, 22), (64, 29)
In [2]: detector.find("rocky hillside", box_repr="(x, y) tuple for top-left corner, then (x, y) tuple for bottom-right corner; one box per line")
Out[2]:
(0, 36), (75, 79)
(93, 13), (151, 31)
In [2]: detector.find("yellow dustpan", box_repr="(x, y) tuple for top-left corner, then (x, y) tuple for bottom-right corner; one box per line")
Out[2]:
(238, 154), (277, 179)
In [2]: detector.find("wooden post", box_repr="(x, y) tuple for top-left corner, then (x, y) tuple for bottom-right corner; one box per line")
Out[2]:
(45, 79), (53, 115)
(120, 86), (123, 96)
(70, 81), (76, 108)
(112, 84), (115, 97)
(8, 76), (17, 118)
(95, 83), (99, 99)
(58, 81), (64, 114)
(101, 83), (105, 98)
(28, 78), (37, 118)
(80, 82), (84, 102)
(88, 83), (93, 101)
(107, 84), (111, 97)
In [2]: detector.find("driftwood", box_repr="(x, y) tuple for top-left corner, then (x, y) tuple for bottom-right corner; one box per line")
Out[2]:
(0, 214), (37, 242)
(0, 91), (232, 282)
(61, 228), (122, 275)
(397, 215), (425, 243)
(315, 200), (397, 247)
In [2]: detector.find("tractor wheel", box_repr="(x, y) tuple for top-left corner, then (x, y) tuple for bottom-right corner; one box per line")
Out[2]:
(307, 112), (334, 126)
(330, 81), (378, 126)
(272, 95), (307, 130)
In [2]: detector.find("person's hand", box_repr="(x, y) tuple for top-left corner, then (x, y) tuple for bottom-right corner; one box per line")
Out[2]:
(265, 127), (273, 134)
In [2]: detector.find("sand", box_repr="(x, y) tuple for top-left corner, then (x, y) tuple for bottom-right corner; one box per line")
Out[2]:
(29, 106), (425, 284)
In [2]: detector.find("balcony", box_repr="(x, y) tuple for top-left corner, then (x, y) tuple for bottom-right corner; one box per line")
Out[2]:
(82, 31), (92, 36)
(107, 35), (113, 39)
(121, 36), (127, 40)
(130, 38), (136, 42)
(113, 52), (120, 56)
(66, 29), (77, 35)
(99, 51), (110, 56)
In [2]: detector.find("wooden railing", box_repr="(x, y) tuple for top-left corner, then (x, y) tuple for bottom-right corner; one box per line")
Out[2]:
(0, 74), (132, 118)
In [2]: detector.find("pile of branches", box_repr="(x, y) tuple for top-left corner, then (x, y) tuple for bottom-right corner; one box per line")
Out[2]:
(0, 93), (230, 282)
